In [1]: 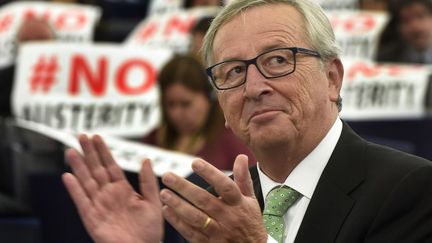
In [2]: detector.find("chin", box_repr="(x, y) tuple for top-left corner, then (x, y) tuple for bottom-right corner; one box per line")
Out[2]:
(249, 130), (293, 151)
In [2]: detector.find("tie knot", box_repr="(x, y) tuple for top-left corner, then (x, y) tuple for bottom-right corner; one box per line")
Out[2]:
(263, 185), (300, 217)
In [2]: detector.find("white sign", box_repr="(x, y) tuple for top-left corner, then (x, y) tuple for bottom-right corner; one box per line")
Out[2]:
(327, 10), (389, 60)
(125, 6), (220, 53)
(340, 59), (432, 120)
(0, 1), (101, 68)
(15, 118), (195, 177)
(12, 42), (173, 137)
(104, 135), (194, 177)
(148, 0), (183, 16)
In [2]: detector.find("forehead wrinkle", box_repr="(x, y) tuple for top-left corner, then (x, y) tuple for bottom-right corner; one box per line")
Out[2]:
(257, 30), (300, 50)
(216, 29), (302, 63)
(235, 9), (258, 55)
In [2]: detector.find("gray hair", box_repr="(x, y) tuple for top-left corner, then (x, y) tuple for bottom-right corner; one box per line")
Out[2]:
(201, 0), (341, 66)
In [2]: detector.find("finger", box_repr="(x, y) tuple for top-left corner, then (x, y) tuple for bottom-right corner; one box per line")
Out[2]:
(79, 134), (110, 186)
(62, 173), (97, 229)
(139, 159), (161, 205)
(160, 189), (218, 231)
(161, 172), (224, 217)
(233, 154), (255, 197)
(162, 205), (208, 242)
(191, 159), (242, 206)
(92, 135), (126, 182)
(66, 148), (99, 197)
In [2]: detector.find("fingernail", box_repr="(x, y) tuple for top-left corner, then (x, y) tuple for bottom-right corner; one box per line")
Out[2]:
(162, 173), (175, 185)
(160, 190), (171, 201)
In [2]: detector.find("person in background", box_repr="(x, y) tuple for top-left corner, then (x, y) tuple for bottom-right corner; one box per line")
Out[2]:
(0, 17), (55, 216)
(0, 17), (55, 118)
(16, 17), (56, 42)
(184, 0), (222, 8)
(377, 0), (432, 64)
(358, 0), (389, 11)
(143, 54), (255, 171)
(189, 16), (214, 62)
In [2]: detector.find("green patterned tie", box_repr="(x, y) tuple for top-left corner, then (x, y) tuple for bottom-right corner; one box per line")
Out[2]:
(263, 185), (300, 243)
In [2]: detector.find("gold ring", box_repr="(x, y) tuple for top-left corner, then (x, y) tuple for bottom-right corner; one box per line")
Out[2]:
(202, 217), (212, 230)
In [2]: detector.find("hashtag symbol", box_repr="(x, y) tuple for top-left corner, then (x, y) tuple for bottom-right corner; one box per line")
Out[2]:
(30, 56), (59, 93)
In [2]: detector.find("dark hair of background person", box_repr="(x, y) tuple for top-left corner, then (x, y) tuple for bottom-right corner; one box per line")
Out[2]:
(156, 55), (225, 150)
(394, 0), (432, 13)
(376, 0), (432, 62)
(190, 16), (214, 60)
(0, 17), (55, 118)
(191, 16), (213, 34)
(359, 0), (389, 11)
(184, 0), (222, 8)
(375, 13), (400, 62)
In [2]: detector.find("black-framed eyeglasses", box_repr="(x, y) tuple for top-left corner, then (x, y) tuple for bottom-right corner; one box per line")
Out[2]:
(206, 47), (321, 90)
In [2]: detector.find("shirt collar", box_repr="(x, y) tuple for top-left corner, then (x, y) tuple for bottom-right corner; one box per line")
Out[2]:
(258, 117), (343, 200)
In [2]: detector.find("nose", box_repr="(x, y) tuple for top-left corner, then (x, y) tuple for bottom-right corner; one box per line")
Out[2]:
(243, 63), (272, 99)
(168, 105), (183, 121)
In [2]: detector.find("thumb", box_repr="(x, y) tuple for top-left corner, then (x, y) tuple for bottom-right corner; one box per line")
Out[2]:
(139, 159), (161, 205)
(233, 154), (255, 198)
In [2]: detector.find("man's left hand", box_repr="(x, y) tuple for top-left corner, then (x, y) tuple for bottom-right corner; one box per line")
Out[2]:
(160, 154), (267, 243)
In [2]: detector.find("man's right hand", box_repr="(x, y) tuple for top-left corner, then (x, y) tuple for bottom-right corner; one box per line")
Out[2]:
(62, 134), (163, 243)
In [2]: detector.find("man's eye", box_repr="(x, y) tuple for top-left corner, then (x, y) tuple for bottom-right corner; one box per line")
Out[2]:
(269, 56), (288, 65)
(227, 65), (245, 77)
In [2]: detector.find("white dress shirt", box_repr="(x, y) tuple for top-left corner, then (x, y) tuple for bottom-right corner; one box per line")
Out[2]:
(259, 118), (342, 243)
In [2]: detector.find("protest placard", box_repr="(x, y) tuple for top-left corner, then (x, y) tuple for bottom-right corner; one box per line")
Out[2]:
(12, 42), (173, 137)
(125, 6), (219, 53)
(340, 59), (432, 120)
(0, 1), (100, 68)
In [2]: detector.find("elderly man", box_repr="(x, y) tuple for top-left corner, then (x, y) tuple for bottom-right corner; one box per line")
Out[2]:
(62, 0), (432, 242)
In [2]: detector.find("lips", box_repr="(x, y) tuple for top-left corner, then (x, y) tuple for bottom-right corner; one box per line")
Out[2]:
(248, 109), (280, 122)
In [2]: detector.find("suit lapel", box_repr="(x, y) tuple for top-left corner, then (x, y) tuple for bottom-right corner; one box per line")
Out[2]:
(294, 122), (366, 243)
(293, 177), (355, 243)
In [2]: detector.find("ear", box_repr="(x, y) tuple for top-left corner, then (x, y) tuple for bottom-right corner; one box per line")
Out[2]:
(223, 111), (230, 129)
(216, 92), (230, 128)
(224, 111), (230, 128)
(326, 58), (344, 103)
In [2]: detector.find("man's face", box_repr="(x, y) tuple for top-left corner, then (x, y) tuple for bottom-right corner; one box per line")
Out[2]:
(212, 4), (341, 152)
(399, 2), (432, 51)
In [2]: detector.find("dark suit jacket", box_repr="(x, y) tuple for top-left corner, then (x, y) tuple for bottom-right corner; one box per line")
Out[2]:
(250, 122), (432, 243)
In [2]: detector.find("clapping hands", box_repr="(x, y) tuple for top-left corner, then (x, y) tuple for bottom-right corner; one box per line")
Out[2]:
(63, 135), (267, 243)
